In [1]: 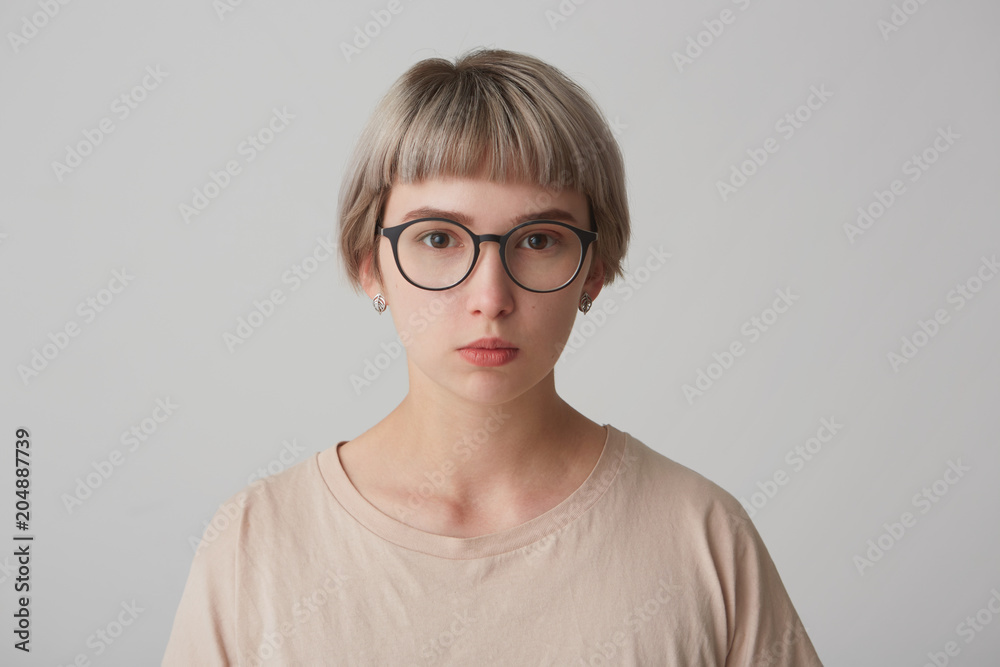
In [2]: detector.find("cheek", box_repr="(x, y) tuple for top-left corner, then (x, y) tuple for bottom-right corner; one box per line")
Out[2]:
(397, 292), (460, 343)
(534, 310), (577, 364)
(529, 300), (577, 338)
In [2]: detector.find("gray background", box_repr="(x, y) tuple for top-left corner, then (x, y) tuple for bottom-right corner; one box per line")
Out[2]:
(1, 0), (998, 664)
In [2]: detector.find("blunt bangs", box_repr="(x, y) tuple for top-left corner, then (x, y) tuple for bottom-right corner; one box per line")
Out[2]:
(338, 48), (630, 294)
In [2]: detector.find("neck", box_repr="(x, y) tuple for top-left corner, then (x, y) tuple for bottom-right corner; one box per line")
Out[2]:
(375, 370), (598, 510)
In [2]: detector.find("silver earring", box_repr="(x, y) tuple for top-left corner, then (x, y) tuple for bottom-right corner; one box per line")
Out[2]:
(373, 293), (386, 314)
(579, 292), (592, 314)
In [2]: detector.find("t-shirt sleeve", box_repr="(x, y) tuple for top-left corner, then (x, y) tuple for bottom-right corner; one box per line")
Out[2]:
(722, 508), (824, 667)
(161, 493), (245, 666)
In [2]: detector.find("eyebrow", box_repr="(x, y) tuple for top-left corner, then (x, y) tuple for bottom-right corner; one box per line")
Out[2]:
(397, 207), (582, 227)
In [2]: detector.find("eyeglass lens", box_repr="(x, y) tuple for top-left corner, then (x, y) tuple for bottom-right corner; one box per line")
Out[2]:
(395, 220), (583, 291)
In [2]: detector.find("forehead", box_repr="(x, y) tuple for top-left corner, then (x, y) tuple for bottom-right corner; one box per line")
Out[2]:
(383, 177), (589, 227)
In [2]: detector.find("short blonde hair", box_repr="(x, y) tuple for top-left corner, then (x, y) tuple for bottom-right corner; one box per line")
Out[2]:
(337, 47), (630, 295)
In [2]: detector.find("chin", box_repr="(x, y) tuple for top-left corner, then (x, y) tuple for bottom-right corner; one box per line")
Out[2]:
(453, 375), (523, 402)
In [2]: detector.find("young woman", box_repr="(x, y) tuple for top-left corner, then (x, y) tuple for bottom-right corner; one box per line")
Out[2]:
(164, 48), (823, 666)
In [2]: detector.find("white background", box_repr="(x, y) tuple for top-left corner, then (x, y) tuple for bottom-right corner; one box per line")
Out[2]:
(1, 0), (998, 664)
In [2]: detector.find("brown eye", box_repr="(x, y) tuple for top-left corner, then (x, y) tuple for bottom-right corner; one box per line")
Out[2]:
(417, 230), (458, 249)
(524, 233), (554, 250)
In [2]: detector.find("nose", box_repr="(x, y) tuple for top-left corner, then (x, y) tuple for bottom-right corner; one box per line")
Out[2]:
(463, 240), (515, 316)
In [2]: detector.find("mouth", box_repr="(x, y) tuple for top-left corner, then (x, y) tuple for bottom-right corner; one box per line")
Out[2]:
(460, 337), (518, 350)
(458, 337), (520, 367)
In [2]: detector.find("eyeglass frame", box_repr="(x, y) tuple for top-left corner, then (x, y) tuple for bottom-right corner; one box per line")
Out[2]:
(376, 217), (598, 293)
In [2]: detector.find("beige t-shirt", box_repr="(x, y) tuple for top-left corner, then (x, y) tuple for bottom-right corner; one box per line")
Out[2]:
(163, 424), (823, 666)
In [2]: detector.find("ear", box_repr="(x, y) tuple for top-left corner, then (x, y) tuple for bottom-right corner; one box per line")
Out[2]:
(359, 251), (382, 300)
(582, 254), (605, 303)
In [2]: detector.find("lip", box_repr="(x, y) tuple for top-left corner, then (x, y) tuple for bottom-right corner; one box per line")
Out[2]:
(458, 337), (519, 367)
(460, 337), (518, 350)
(459, 348), (519, 367)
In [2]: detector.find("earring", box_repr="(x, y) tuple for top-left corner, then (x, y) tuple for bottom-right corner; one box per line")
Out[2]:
(372, 293), (386, 314)
(579, 292), (592, 314)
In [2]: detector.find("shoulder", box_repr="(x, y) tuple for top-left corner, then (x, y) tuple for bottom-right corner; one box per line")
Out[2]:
(615, 430), (825, 665)
(617, 429), (755, 538)
(193, 454), (322, 558)
(240, 453), (320, 510)
(166, 456), (322, 663)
